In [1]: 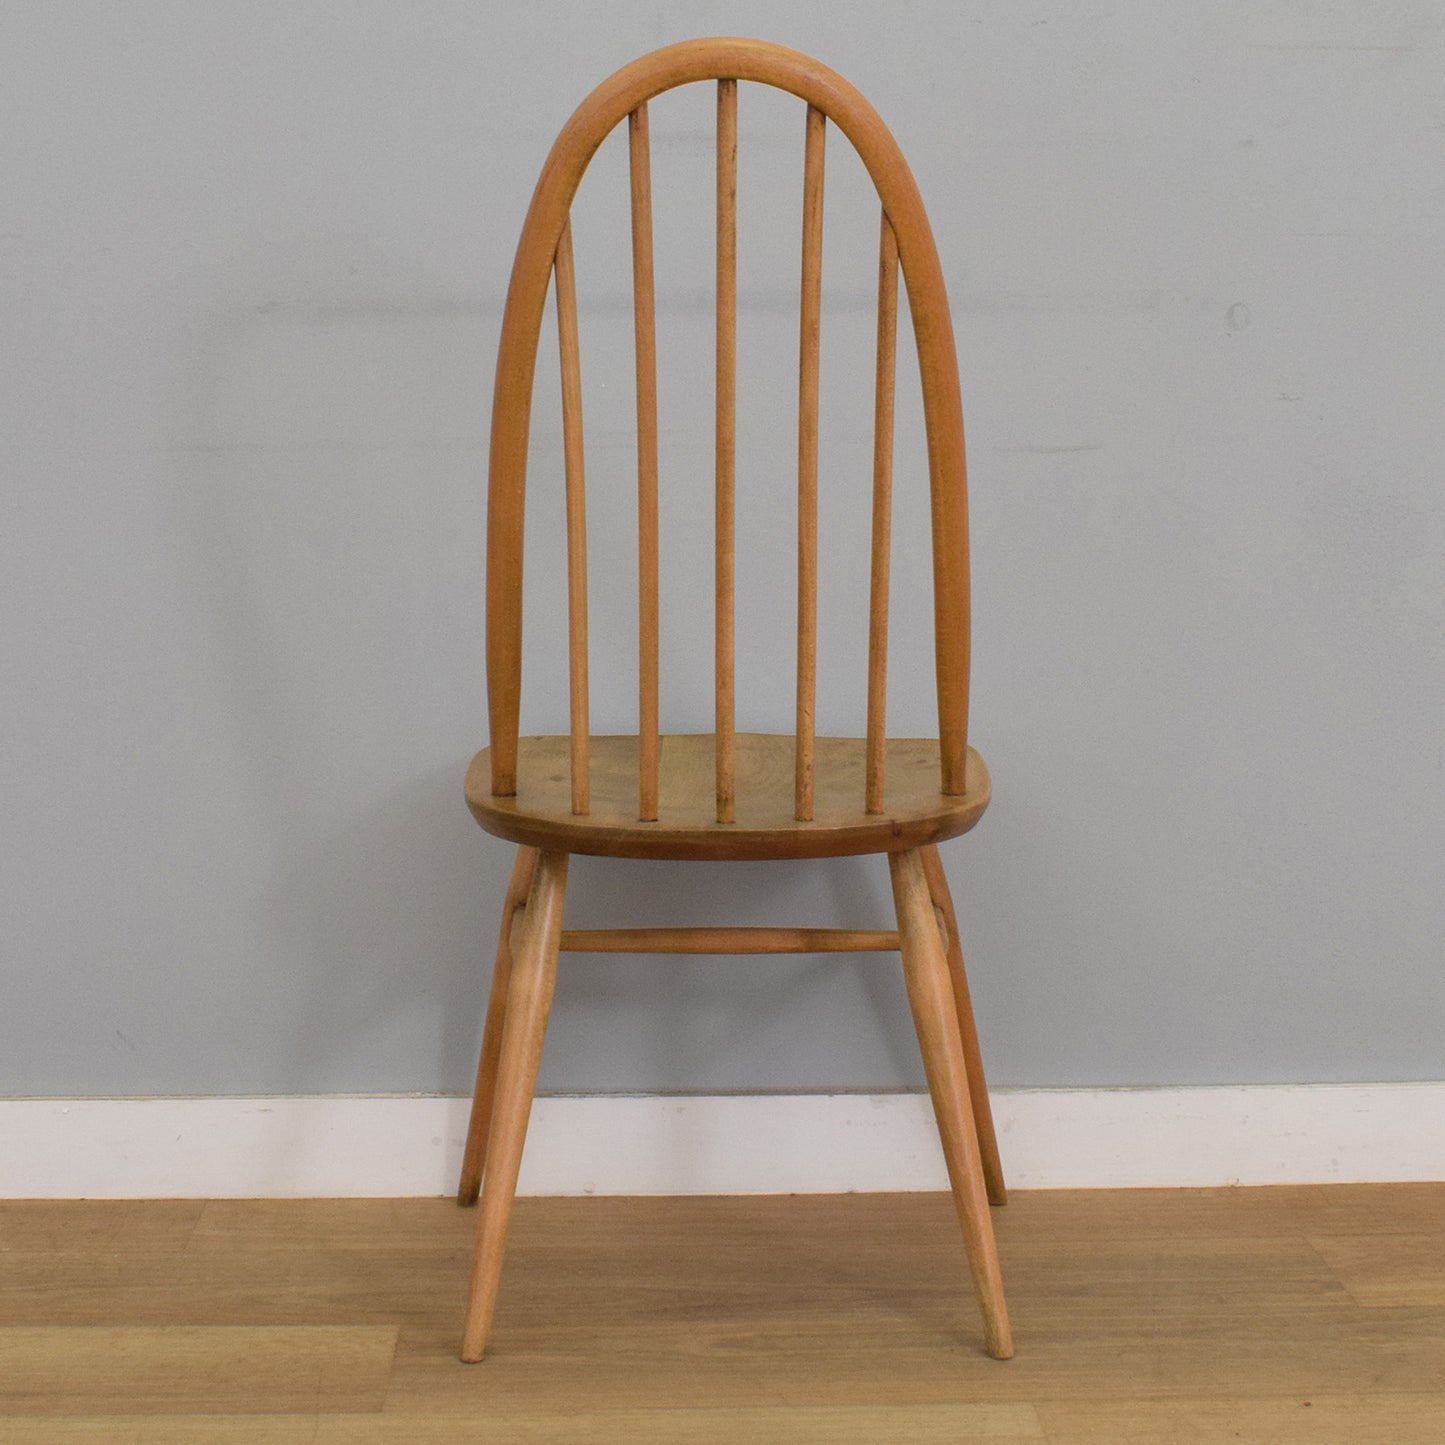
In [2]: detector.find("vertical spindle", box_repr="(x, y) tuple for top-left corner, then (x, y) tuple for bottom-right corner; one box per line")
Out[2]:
(554, 219), (590, 814)
(795, 105), (825, 821)
(865, 211), (899, 815)
(716, 80), (738, 824)
(630, 103), (660, 821)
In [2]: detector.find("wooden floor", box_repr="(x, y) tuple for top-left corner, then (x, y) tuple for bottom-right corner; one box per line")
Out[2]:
(2, 1186), (1444, 1441)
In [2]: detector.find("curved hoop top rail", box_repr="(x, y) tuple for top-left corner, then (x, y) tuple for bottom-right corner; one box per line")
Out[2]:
(486, 38), (972, 805)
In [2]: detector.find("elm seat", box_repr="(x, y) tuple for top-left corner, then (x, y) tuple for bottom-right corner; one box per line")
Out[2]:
(467, 734), (991, 861)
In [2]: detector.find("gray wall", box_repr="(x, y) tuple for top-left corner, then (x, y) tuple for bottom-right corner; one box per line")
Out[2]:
(3, 2), (1441, 1098)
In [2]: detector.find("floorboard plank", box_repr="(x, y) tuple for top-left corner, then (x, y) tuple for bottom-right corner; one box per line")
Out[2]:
(0, 1201), (203, 1254)
(380, 1305), (1445, 1414)
(325, 1402), (1042, 1443)
(0, 1420), (320, 1444)
(189, 1199), (468, 1254)
(0, 1407), (1041, 1445)
(4, 1189), (1444, 1428)
(1036, 1393), (1445, 1443)
(988, 1184), (1445, 1241)
(1309, 1233), (1445, 1307)
(0, 1325), (397, 1416)
(0, 1247), (467, 1327)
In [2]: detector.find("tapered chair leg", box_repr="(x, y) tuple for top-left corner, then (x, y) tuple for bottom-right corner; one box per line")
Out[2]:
(460, 848), (569, 1363)
(889, 847), (1013, 1360)
(919, 843), (1006, 1206)
(458, 846), (540, 1205)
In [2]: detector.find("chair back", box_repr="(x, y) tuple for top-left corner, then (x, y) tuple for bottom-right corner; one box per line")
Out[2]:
(486, 38), (973, 822)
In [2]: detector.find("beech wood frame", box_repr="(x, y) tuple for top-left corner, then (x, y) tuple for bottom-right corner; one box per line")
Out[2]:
(459, 38), (1010, 1366)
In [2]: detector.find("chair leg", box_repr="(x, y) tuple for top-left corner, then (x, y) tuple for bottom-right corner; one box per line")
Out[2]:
(460, 848), (569, 1363)
(458, 846), (540, 1205)
(889, 847), (1013, 1360)
(919, 843), (1007, 1206)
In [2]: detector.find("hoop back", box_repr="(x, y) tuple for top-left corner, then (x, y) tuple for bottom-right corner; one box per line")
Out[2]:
(485, 38), (973, 820)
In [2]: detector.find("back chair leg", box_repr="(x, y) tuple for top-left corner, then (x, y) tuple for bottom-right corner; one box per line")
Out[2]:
(889, 847), (1013, 1360)
(919, 843), (1006, 1206)
(460, 848), (569, 1362)
(458, 846), (540, 1205)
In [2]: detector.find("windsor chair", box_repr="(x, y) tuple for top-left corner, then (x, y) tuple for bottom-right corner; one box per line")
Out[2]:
(455, 37), (1013, 1363)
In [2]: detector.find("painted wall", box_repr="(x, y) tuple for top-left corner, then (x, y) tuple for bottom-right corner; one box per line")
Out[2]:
(3, 1), (1441, 1097)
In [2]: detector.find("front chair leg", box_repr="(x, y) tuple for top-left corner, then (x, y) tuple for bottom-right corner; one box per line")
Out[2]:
(919, 843), (1006, 1205)
(458, 846), (540, 1205)
(889, 847), (1013, 1360)
(460, 848), (569, 1363)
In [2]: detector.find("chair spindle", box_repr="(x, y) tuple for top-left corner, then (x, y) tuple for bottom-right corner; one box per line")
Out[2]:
(865, 211), (899, 815)
(795, 105), (825, 822)
(554, 219), (590, 814)
(715, 79), (738, 824)
(629, 103), (661, 822)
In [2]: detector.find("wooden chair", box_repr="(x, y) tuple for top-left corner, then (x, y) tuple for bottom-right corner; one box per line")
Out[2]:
(456, 37), (1012, 1363)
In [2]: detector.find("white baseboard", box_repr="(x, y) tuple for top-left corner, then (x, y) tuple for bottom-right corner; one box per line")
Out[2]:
(2, 1084), (1441, 1198)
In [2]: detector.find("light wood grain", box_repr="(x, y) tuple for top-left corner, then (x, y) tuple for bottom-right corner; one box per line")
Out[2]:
(0, 1325), (396, 1416)
(468, 733), (990, 860)
(471, 35), (992, 1374)
(185, 1198), (470, 1253)
(1309, 1232), (1445, 1307)
(7, 1396), (1445, 1445)
(970, 1183), (1445, 1242)
(0, 1198), (1326, 1332)
(6, 1188), (1445, 1427)
(484, 41), (974, 796)
(794, 102), (825, 822)
(920, 842), (1006, 1204)
(0, 1422), (325, 1444)
(998, 1232), (1358, 1322)
(325, 1403), (1043, 1443)
(866, 209), (899, 815)
(553, 220), (590, 815)
(460, 851), (569, 1361)
(628, 102), (660, 822)
(890, 848), (1011, 1358)
(714, 78), (737, 825)
(559, 926), (899, 953)
(390, 1300), (1445, 1416)
(457, 846), (539, 1205)
(0, 1402), (1043, 1444)
(1038, 1395), (1445, 1444)
(0, 1201), (203, 1254)
(0, 1242), (469, 1327)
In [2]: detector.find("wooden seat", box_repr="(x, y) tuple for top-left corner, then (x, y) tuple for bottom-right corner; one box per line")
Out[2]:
(456, 38), (1014, 1366)
(467, 735), (991, 861)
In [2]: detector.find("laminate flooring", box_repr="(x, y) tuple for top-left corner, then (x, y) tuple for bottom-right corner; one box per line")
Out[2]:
(2, 1186), (1443, 1442)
